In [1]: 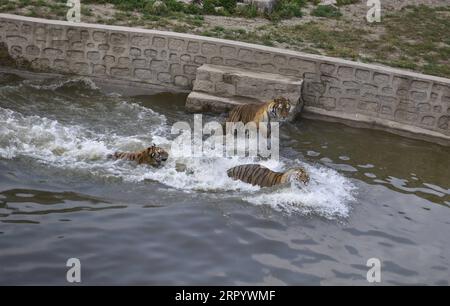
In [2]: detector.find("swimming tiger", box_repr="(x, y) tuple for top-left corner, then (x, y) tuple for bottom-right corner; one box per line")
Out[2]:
(227, 164), (310, 188)
(107, 144), (169, 167)
(225, 97), (292, 136)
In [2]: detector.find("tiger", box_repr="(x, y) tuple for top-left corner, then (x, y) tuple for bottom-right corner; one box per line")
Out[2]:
(107, 144), (169, 167)
(227, 164), (310, 188)
(224, 97), (292, 136)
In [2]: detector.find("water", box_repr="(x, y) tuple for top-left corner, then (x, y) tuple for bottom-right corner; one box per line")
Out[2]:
(0, 73), (449, 285)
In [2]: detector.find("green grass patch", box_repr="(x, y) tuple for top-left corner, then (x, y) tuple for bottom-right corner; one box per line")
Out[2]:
(82, 0), (306, 20)
(235, 3), (258, 18)
(336, 0), (359, 6)
(380, 5), (450, 77)
(270, 0), (305, 20)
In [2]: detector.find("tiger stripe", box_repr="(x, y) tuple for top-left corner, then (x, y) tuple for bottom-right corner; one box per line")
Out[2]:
(225, 97), (292, 136)
(108, 145), (169, 167)
(227, 164), (309, 188)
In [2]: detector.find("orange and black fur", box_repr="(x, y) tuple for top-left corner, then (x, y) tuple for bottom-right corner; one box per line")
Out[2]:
(225, 97), (292, 136)
(227, 164), (309, 188)
(108, 145), (169, 167)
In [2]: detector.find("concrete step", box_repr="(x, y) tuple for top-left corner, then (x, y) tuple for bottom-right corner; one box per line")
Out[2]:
(185, 91), (261, 113)
(186, 64), (304, 119)
(193, 64), (303, 103)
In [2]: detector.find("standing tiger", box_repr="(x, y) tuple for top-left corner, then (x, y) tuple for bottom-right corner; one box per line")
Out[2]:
(107, 144), (169, 167)
(225, 97), (292, 136)
(227, 164), (310, 188)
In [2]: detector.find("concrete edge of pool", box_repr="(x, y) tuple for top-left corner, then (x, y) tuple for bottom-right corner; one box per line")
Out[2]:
(0, 13), (449, 146)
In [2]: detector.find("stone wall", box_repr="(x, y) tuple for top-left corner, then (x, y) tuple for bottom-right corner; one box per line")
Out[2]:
(0, 13), (449, 145)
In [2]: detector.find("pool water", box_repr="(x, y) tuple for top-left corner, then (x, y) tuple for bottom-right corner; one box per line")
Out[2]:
(0, 74), (449, 285)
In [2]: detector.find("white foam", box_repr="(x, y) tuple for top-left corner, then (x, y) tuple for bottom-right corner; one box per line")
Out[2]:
(23, 77), (99, 91)
(0, 106), (112, 163)
(121, 154), (262, 192)
(245, 162), (356, 219)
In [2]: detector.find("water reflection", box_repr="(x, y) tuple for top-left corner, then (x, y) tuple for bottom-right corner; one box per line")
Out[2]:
(0, 188), (126, 223)
(1, 73), (450, 285)
(284, 120), (450, 206)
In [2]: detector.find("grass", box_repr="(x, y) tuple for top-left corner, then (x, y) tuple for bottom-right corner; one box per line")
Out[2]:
(311, 4), (342, 17)
(336, 0), (359, 6)
(82, 0), (308, 19)
(0, 1), (16, 10)
(206, 4), (449, 77)
(266, 21), (364, 59)
(0, 1), (449, 78)
(268, 5), (450, 77)
(269, 0), (305, 20)
(380, 5), (450, 77)
(235, 3), (258, 18)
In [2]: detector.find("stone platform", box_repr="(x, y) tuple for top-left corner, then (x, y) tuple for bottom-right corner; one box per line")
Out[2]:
(185, 64), (304, 119)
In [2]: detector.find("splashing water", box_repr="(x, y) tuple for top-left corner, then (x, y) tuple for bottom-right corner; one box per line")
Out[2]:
(0, 76), (356, 219)
(245, 162), (356, 218)
(24, 76), (100, 91)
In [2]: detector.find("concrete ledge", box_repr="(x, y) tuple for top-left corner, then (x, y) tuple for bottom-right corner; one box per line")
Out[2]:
(303, 106), (450, 146)
(188, 64), (303, 119)
(194, 64), (303, 99)
(186, 91), (260, 113)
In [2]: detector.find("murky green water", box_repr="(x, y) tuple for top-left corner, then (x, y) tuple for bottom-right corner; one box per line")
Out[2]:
(0, 73), (449, 285)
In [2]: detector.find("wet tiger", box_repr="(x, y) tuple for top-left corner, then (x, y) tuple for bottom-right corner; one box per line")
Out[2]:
(225, 97), (292, 136)
(108, 144), (169, 167)
(227, 164), (310, 188)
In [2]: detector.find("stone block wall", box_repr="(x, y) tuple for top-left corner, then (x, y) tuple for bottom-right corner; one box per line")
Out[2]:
(0, 14), (449, 144)
(302, 64), (450, 137)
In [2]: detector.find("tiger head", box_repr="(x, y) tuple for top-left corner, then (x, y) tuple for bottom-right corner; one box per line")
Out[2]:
(268, 97), (292, 121)
(286, 167), (310, 185)
(146, 144), (169, 167)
